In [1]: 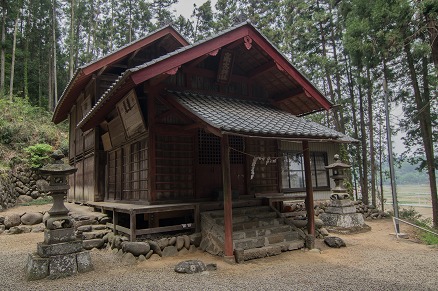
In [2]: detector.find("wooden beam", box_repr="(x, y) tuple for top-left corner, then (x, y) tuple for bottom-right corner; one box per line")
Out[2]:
(302, 140), (315, 249)
(221, 135), (234, 259)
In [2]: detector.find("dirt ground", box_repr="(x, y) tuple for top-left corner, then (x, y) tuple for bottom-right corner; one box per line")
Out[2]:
(1, 203), (438, 291)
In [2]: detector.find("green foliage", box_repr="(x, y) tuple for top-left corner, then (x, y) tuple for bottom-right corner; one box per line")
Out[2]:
(19, 196), (53, 206)
(24, 143), (53, 169)
(396, 207), (438, 245)
(399, 207), (422, 221)
(0, 98), (68, 168)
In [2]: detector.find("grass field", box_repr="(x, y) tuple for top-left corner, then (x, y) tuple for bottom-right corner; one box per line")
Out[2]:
(382, 184), (433, 219)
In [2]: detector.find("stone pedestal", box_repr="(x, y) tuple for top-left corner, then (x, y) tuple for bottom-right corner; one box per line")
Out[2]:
(26, 225), (93, 280)
(320, 199), (370, 234)
(25, 151), (93, 281)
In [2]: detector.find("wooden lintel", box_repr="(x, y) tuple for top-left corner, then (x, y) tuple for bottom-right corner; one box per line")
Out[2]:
(248, 61), (276, 78)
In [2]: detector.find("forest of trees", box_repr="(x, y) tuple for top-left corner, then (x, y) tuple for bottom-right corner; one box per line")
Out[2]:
(0, 0), (436, 225)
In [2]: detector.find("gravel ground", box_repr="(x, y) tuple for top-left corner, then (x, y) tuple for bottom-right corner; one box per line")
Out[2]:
(1, 204), (438, 291)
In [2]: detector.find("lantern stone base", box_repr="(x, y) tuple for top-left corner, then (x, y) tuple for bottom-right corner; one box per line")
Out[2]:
(25, 227), (93, 281)
(319, 199), (371, 234)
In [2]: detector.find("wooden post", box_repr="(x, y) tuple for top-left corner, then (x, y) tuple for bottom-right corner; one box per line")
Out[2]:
(302, 140), (315, 248)
(221, 135), (234, 259)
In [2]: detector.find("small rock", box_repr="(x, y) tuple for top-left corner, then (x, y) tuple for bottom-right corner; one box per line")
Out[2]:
(138, 255), (146, 262)
(189, 233), (202, 247)
(158, 238), (169, 250)
(189, 245), (198, 253)
(77, 225), (92, 232)
(122, 252), (137, 265)
(0, 225), (5, 234)
(145, 250), (154, 259)
(21, 212), (44, 225)
(30, 191), (40, 199)
(176, 236), (185, 251)
(319, 228), (329, 236)
(4, 214), (21, 229)
(324, 236), (346, 248)
(169, 236), (177, 246)
(31, 224), (45, 233)
(42, 212), (50, 223)
(17, 225), (32, 233)
(83, 239), (105, 250)
(179, 248), (189, 256)
(149, 254), (161, 261)
(182, 235), (190, 249)
(17, 195), (33, 204)
(308, 248), (321, 254)
(314, 218), (324, 228)
(162, 246), (178, 257)
(121, 242), (151, 256)
(103, 232), (114, 243)
(174, 260), (207, 274)
(99, 216), (111, 224)
(6, 226), (22, 235)
(149, 240), (162, 256)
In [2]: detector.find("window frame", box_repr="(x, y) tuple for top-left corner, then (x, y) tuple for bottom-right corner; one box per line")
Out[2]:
(281, 151), (330, 193)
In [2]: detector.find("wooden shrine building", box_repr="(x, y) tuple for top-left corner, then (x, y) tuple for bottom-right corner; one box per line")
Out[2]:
(53, 22), (354, 257)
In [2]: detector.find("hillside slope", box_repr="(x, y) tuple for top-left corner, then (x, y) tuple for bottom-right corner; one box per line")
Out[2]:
(0, 99), (68, 170)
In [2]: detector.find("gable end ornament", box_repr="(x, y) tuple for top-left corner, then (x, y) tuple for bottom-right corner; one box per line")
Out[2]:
(165, 66), (181, 75)
(244, 36), (253, 50)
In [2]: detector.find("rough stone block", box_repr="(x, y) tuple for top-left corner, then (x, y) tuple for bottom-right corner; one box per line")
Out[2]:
(325, 206), (356, 214)
(48, 253), (77, 279)
(25, 253), (49, 281)
(44, 228), (76, 244)
(329, 199), (354, 207)
(162, 246), (178, 257)
(83, 238), (105, 250)
(37, 240), (83, 257)
(76, 251), (93, 273)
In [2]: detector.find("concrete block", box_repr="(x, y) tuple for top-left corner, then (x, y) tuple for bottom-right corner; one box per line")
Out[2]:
(25, 253), (49, 281)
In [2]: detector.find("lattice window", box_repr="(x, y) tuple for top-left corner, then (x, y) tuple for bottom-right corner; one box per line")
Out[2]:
(229, 135), (244, 164)
(198, 130), (221, 164)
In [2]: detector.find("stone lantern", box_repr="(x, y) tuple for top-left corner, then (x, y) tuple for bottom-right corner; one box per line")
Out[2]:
(325, 154), (351, 200)
(319, 154), (370, 233)
(25, 150), (93, 280)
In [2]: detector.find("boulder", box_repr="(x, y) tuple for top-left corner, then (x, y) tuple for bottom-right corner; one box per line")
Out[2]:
(138, 255), (146, 262)
(4, 214), (21, 229)
(17, 195), (33, 204)
(182, 235), (190, 249)
(324, 236), (346, 248)
(169, 236), (177, 246)
(162, 246), (178, 257)
(176, 236), (185, 251)
(122, 252), (137, 265)
(83, 238), (105, 250)
(149, 240), (162, 256)
(314, 218), (324, 228)
(157, 238), (169, 250)
(121, 242), (151, 257)
(21, 212), (44, 225)
(36, 179), (49, 191)
(319, 228), (329, 236)
(189, 233), (202, 247)
(174, 260), (216, 274)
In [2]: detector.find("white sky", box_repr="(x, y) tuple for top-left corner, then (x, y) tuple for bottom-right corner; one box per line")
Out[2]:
(172, 0), (218, 19)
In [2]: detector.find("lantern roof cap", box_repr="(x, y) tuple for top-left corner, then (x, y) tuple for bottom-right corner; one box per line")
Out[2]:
(39, 150), (77, 175)
(325, 154), (351, 170)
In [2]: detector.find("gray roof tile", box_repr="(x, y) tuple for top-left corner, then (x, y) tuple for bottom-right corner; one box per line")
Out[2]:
(170, 91), (355, 142)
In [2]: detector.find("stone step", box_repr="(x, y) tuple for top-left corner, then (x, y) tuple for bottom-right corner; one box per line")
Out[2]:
(232, 218), (283, 231)
(206, 206), (272, 218)
(233, 231), (300, 250)
(232, 225), (293, 240)
(81, 229), (111, 240)
(214, 211), (277, 225)
(234, 239), (304, 262)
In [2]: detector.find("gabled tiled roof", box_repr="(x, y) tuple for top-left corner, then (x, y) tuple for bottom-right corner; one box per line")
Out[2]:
(169, 91), (356, 142)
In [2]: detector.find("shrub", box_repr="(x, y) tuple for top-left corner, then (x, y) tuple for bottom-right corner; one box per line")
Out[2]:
(24, 143), (53, 169)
